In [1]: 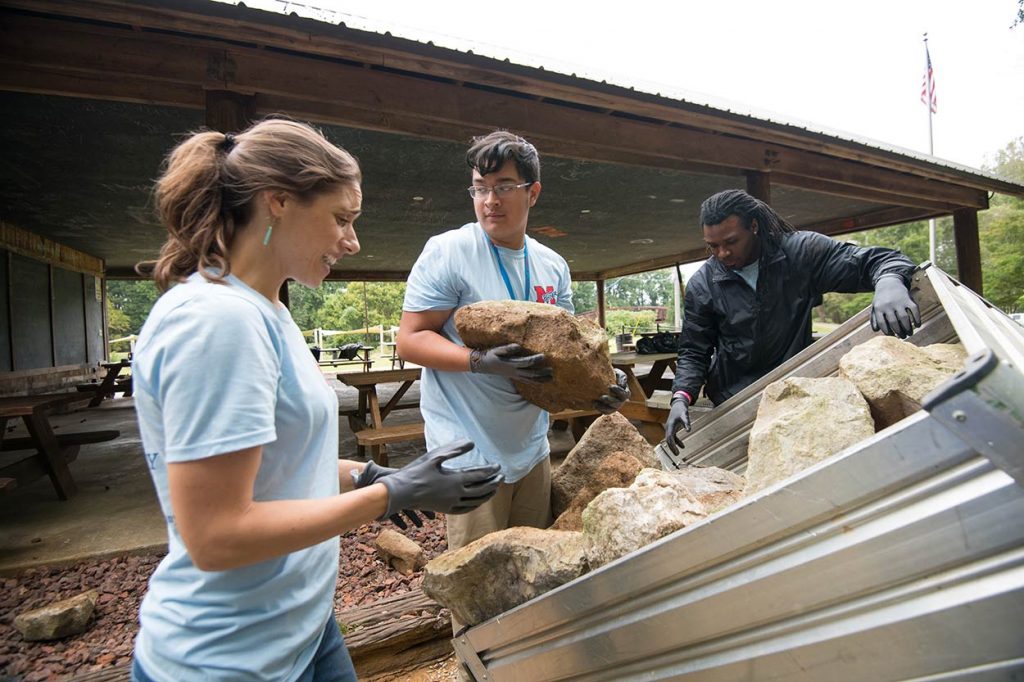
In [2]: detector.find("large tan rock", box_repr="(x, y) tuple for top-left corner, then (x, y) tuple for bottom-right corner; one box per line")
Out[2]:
(671, 466), (746, 514)
(746, 377), (874, 495)
(454, 300), (614, 412)
(582, 469), (706, 569)
(839, 337), (966, 429)
(421, 527), (588, 628)
(550, 451), (644, 530)
(14, 590), (98, 641)
(550, 412), (659, 518)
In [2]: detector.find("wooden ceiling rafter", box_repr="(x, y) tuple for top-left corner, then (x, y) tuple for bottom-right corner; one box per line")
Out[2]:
(3, 0), (1018, 197)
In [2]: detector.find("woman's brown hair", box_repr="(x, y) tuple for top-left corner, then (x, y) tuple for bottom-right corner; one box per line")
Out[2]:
(141, 118), (361, 291)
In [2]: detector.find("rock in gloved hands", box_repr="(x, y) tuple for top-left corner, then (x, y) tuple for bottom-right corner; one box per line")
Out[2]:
(871, 275), (921, 339)
(352, 461), (433, 530)
(663, 393), (692, 456)
(593, 368), (631, 415)
(469, 343), (553, 383)
(379, 440), (504, 519)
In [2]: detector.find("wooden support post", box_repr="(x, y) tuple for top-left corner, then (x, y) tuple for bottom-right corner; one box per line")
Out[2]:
(746, 171), (772, 204)
(596, 279), (606, 330)
(953, 208), (982, 294)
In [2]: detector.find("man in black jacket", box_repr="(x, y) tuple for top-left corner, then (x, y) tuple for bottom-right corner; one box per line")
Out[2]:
(664, 189), (920, 455)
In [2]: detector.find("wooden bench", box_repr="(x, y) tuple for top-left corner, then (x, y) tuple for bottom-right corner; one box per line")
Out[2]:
(354, 422), (425, 466)
(319, 358), (372, 371)
(0, 429), (120, 452)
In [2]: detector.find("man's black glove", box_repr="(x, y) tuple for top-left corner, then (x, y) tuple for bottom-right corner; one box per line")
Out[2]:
(379, 440), (504, 518)
(663, 393), (692, 456)
(871, 275), (921, 339)
(469, 343), (553, 383)
(593, 368), (630, 415)
(352, 461), (432, 530)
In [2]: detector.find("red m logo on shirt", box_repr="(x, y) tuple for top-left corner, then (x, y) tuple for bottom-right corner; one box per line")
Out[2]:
(534, 285), (556, 304)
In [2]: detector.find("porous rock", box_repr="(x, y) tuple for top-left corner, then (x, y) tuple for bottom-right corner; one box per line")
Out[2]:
(375, 528), (427, 576)
(746, 376), (874, 495)
(550, 450), (644, 531)
(14, 590), (98, 641)
(421, 527), (588, 627)
(454, 300), (614, 412)
(551, 412), (658, 518)
(839, 336), (966, 429)
(582, 469), (706, 569)
(671, 466), (746, 514)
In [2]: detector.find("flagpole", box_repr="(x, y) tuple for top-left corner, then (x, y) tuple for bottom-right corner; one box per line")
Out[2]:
(924, 33), (937, 265)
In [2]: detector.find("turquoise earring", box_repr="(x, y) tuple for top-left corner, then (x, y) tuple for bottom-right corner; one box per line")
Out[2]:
(262, 222), (274, 246)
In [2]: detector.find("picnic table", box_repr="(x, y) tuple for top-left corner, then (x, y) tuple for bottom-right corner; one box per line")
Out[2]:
(76, 359), (133, 407)
(337, 367), (423, 465)
(0, 393), (119, 499)
(610, 351), (677, 443)
(319, 345), (373, 371)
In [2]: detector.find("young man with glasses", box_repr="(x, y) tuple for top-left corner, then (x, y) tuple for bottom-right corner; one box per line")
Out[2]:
(398, 131), (628, 595)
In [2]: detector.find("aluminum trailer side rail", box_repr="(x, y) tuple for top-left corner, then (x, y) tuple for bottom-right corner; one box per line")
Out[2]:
(455, 267), (1024, 680)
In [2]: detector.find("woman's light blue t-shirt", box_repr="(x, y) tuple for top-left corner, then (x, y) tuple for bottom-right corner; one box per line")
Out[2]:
(403, 223), (574, 482)
(131, 273), (340, 682)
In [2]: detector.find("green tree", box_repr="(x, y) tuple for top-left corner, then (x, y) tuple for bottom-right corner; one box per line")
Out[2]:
(313, 282), (407, 345)
(979, 137), (1024, 310)
(571, 281), (597, 314)
(106, 280), (160, 335)
(107, 305), (132, 339)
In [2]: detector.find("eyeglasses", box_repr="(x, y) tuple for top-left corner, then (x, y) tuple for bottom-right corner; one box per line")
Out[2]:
(466, 182), (533, 199)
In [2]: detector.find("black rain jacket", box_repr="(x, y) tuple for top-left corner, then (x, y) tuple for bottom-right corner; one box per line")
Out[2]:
(671, 231), (915, 406)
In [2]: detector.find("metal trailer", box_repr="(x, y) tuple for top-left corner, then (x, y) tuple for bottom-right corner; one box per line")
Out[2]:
(454, 265), (1024, 681)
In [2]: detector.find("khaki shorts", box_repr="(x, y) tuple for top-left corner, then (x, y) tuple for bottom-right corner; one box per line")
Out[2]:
(446, 456), (552, 552)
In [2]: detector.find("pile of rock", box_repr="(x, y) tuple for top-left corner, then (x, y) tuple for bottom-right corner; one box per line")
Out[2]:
(745, 336), (965, 493)
(422, 414), (744, 627)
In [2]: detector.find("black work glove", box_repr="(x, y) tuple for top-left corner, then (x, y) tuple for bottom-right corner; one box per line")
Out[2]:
(379, 440), (504, 518)
(469, 343), (553, 383)
(593, 368), (631, 415)
(352, 461), (433, 530)
(663, 394), (692, 456)
(871, 275), (921, 339)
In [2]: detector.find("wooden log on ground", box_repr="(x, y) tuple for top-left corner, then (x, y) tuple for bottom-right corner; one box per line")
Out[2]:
(339, 586), (453, 678)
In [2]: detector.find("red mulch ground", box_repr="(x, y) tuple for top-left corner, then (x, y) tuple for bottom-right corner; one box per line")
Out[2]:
(0, 517), (449, 681)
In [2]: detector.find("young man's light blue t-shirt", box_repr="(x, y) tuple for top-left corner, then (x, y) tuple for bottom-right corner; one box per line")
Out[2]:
(403, 223), (573, 483)
(131, 273), (340, 682)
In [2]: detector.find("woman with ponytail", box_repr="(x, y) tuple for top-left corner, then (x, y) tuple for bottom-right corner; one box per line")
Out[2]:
(130, 119), (502, 681)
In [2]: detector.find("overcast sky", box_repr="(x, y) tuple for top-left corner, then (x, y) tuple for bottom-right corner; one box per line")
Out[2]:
(245, 0), (1024, 173)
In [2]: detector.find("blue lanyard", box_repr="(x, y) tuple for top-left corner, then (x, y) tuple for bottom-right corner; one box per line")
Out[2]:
(488, 237), (531, 301)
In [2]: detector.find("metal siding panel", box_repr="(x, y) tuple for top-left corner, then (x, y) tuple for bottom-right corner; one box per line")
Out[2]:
(52, 265), (86, 365)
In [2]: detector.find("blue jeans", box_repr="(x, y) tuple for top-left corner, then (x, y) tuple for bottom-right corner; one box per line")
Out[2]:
(132, 617), (357, 682)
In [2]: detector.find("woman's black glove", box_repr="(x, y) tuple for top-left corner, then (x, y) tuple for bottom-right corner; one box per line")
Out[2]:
(593, 368), (631, 415)
(352, 461), (432, 530)
(871, 275), (921, 339)
(469, 343), (553, 383)
(379, 440), (504, 518)
(663, 394), (692, 456)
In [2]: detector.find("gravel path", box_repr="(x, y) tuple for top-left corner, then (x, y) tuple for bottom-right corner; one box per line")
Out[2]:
(1, 517), (450, 681)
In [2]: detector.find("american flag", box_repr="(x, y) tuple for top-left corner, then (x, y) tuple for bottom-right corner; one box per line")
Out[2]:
(921, 45), (937, 113)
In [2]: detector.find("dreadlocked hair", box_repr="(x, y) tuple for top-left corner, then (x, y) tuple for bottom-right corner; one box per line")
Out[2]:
(138, 117), (361, 291)
(699, 189), (795, 248)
